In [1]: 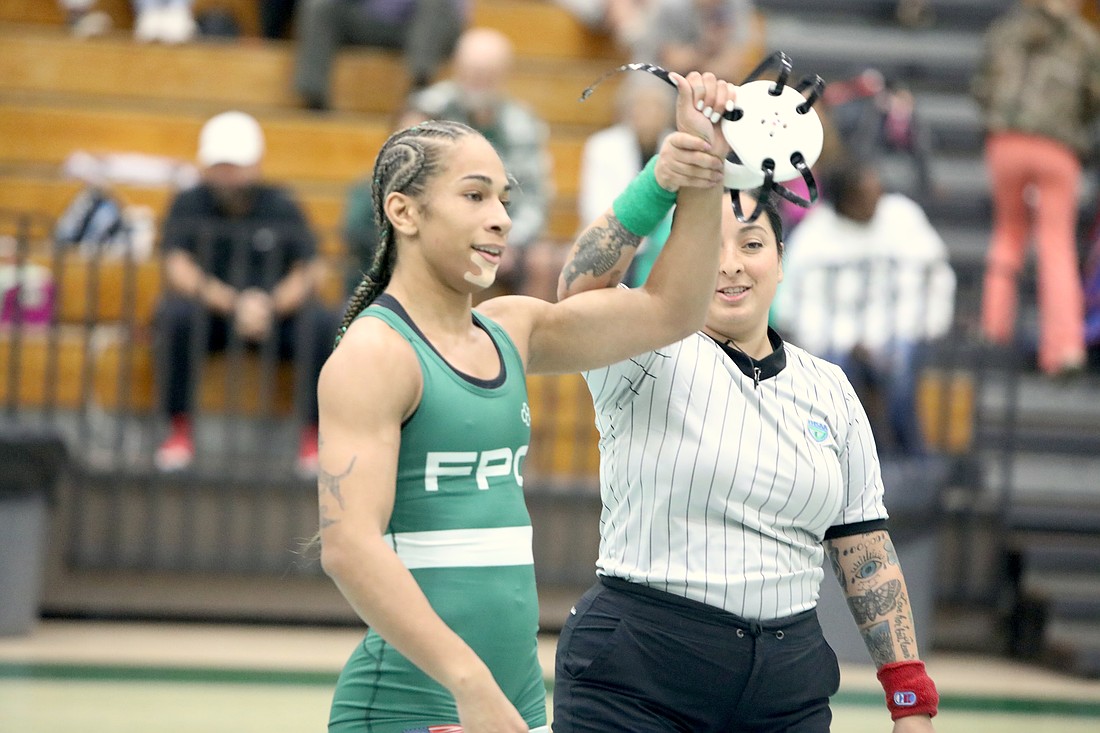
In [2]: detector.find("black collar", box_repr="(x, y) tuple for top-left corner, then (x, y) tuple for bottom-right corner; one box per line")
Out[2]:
(708, 327), (787, 386)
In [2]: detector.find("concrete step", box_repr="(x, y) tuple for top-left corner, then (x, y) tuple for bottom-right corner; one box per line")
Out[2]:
(1003, 498), (1100, 534)
(1044, 620), (1100, 678)
(758, 0), (1012, 33)
(916, 91), (984, 153)
(764, 15), (984, 93)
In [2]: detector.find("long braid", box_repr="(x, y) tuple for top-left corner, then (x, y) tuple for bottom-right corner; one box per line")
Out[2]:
(336, 120), (477, 344)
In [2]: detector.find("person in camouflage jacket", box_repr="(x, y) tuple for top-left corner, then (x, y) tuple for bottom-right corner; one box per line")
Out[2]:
(971, 0), (1100, 377)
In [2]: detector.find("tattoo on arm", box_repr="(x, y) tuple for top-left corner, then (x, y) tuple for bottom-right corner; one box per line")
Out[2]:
(561, 216), (642, 290)
(893, 604), (917, 661)
(862, 621), (897, 664)
(847, 579), (902, 624)
(317, 455), (357, 528)
(834, 531), (922, 665)
(828, 545), (847, 593)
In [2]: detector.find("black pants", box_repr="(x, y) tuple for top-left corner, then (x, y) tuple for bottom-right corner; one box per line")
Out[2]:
(553, 577), (841, 733)
(156, 295), (337, 424)
(294, 0), (465, 102)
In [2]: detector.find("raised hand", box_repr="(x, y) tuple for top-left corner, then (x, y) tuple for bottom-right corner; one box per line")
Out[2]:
(669, 70), (736, 162)
(653, 131), (725, 192)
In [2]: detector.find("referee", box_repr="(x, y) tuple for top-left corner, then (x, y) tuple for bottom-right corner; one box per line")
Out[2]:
(553, 139), (938, 732)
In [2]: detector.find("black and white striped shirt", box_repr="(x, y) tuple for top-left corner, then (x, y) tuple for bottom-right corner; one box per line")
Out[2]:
(582, 329), (888, 620)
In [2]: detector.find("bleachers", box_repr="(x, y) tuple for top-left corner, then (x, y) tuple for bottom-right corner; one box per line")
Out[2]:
(0, 2), (606, 434)
(0, 0), (619, 465)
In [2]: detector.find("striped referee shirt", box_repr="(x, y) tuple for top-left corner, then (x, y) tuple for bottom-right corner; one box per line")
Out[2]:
(582, 328), (889, 621)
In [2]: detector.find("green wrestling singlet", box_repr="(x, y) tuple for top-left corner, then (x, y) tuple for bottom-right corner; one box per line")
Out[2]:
(329, 295), (547, 733)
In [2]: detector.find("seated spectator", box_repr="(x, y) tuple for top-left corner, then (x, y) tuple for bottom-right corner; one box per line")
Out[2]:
(154, 111), (337, 475)
(631, 0), (755, 83)
(553, 0), (653, 53)
(260, 0), (297, 39)
(823, 67), (936, 205)
(133, 0), (196, 43)
(57, 0), (112, 37)
(342, 103), (430, 295)
(773, 159), (956, 456)
(293, 0), (467, 110)
(577, 73), (675, 286)
(57, 0), (195, 41)
(412, 27), (558, 300)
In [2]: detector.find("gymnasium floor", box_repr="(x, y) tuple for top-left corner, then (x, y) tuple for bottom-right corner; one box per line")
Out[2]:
(2, 621), (1100, 732)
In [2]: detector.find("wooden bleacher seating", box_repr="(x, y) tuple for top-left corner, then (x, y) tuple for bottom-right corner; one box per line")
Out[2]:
(0, 173), (581, 247)
(0, 327), (93, 410)
(93, 340), (299, 415)
(5, 0), (895, 479)
(0, 0), (621, 61)
(526, 372), (601, 482)
(0, 24), (622, 126)
(0, 101), (588, 199)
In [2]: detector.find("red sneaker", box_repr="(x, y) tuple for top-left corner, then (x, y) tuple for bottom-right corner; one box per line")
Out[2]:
(155, 416), (194, 472)
(297, 425), (319, 478)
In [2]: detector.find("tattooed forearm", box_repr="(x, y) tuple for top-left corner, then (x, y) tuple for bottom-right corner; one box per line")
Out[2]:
(561, 215), (642, 290)
(847, 579), (902, 624)
(894, 601), (917, 661)
(829, 530), (923, 665)
(862, 621), (896, 664)
(828, 546), (846, 593)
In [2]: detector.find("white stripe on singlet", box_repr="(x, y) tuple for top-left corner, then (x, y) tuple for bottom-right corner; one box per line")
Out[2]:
(383, 526), (533, 569)
(584, 334), (887, 620)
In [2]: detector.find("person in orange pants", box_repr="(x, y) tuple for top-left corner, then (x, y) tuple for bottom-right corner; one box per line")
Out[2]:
(972, 0), (1100, 376)
(981, 132), (1086, 375)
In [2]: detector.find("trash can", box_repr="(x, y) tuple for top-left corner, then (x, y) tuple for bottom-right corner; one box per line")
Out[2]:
(816, 455), (947, 664)
(0, 428), (67, 636)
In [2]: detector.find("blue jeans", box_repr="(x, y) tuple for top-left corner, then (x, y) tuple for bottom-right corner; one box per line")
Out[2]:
(825, 341), (926, 456)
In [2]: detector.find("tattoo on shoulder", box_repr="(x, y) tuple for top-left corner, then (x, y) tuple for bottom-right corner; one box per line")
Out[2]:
(562, 216), (642, 289)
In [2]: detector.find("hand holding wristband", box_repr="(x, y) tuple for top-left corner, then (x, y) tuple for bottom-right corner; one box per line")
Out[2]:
(877, 660), (939, 721)
(612, 155), (677, 237)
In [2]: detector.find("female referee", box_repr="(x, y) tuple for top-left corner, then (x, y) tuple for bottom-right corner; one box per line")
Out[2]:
(554, 144), (939, 731)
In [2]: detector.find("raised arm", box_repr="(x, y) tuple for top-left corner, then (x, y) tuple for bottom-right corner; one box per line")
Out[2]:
(824, 529), (938, 731)
(480, 71), (732, 375)
(558, 129), (725, 299)
(316, 323), (527, 733)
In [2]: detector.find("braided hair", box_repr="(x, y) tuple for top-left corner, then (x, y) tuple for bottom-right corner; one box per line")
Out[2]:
(336, 120), (478, 344)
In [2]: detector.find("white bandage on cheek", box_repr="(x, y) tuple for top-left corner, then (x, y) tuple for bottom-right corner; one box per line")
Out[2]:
(463, 251), (498, 288)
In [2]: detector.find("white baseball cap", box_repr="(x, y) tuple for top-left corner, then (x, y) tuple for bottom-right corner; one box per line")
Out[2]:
(197, 111), (265, 167)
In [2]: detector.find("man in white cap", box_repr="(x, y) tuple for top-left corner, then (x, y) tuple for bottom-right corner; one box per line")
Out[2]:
(153, 111), (335, 476)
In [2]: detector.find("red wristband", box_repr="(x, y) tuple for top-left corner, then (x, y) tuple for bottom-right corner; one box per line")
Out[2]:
(876, 660), (939, 720)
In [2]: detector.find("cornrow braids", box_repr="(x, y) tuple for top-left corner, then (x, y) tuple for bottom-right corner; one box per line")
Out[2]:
(336, 120), (478, 345)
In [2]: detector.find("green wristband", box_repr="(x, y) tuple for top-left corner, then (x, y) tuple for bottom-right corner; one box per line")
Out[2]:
(612, 155), (677, 237)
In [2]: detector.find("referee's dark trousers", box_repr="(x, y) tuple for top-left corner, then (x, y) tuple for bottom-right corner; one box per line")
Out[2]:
(553, 577), (841, 732)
